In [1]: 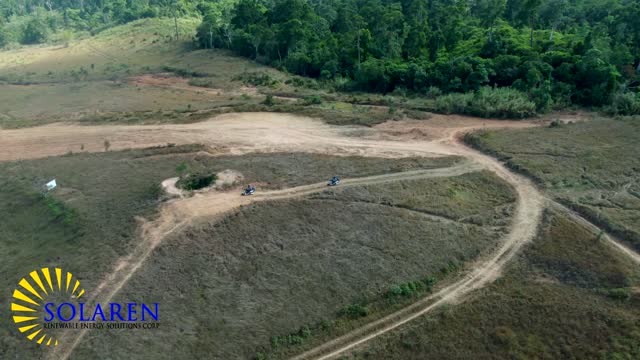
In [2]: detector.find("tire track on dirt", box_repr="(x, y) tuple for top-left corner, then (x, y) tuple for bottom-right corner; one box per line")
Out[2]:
(290, 135), (544, 360)
(19, 112), (634, 359)
(50, 162), (481, 360)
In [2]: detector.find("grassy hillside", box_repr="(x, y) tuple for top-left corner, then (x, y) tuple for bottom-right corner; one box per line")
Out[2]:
(1, 18), (197, 83)
(0, 18), (288, 127)
(353, 211), (640, 359)
(465, 117), (640, 252)
(0, 18), (437, 129)
(69, 171), (515, 359)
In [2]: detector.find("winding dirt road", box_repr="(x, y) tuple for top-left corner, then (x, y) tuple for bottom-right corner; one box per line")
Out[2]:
(3, 111), (628, 360)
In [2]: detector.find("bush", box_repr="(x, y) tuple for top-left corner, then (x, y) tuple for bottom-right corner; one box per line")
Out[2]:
(604, 288), (631, 301)
(302, 95), (322, 105)
(176, 173), (217, 191)
(433, 92), (473, 114)
(21, 16), (49, 44)
(162, 66), (209, 78)
(339, 303), (368, 319)
(425, 86), (443, 99)
(263, 94), (275, 106)
(607, 92), (640, 116)
(233, 72), (279, 87)
(433, 87), (536, 118)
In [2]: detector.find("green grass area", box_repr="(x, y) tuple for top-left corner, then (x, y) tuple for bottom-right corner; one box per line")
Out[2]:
(0, 18), (289, 128)
(353, 211), (640, 359)
(0, 145), (459, 358)
(465, 117), (640, 251)
(68, 171), (514, 359)
(0, 18), (201, 84)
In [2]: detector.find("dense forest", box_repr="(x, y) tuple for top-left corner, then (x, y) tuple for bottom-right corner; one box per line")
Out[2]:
(1, 0), (639, 114)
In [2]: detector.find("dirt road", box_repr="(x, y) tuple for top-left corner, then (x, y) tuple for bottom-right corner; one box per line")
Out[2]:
(50, 161), (483, 360)
(11, 111), (626, 360)
(0, 112), (538, 162)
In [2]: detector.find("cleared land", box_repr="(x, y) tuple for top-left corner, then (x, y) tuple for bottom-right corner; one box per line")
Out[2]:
(2, 106), (635, 360)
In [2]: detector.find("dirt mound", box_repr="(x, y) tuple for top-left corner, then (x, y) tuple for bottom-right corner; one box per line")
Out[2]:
(161, 177), (183, 197)
(213, 169), (243, 189)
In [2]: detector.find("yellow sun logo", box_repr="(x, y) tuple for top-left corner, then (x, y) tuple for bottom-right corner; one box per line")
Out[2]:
(11, 267), (86, 346)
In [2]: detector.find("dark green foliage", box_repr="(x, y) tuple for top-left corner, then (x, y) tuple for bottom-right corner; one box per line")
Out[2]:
(233, 71), (280, 87)
(176, 172), (217, 191)
(434, 87), (536, 118)
(21, 16), (49, 44)
(339, 303), (369, 319)
(302, 95), (322, 105)
(41, 193), (79, 226)
(387, 277), (436, 298)
(603, 288), (632, 301)
(270, 326), (313, 348)
(190, 0), (639, 110)
(3, 0), (638, 112)
(263, 94), (275, 106)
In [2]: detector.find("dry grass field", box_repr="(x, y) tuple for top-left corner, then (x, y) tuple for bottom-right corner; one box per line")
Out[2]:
(352, 210), (640, 359)
(69, 171), (515, 360)
(465, 117), (640, 252)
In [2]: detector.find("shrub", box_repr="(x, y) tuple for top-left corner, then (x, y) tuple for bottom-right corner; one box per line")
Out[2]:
(425, 86), (443, 99)
(339, 303), (368, 319)
(233, 72), (279, 87)
(22, 16), (49, 44)
(604, 288), (631, 301)
(433, 87), (536, 118)
(303, 95), (322, 105)
(469, 87), (537, 118)
(263, 94), (275, 106)
(433, 92), (473, 114)
(387, 277), (436, 298)
(176, 173), (217, 191)
(175, 162), (188, 176)
(607, 92), (640, 116)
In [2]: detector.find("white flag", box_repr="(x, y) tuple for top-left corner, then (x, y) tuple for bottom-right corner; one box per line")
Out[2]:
(45, 179), (57, 191)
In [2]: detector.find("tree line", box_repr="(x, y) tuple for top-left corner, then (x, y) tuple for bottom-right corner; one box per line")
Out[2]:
(194, 0), (639, 111)
(0, 0), (188, 45)
(1, 0), (638, 112)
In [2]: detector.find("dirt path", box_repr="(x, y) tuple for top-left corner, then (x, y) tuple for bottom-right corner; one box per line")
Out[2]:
(49, 161), (483, 360)
(290, 128), (545, 360)
(10, 110), (627, 359)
